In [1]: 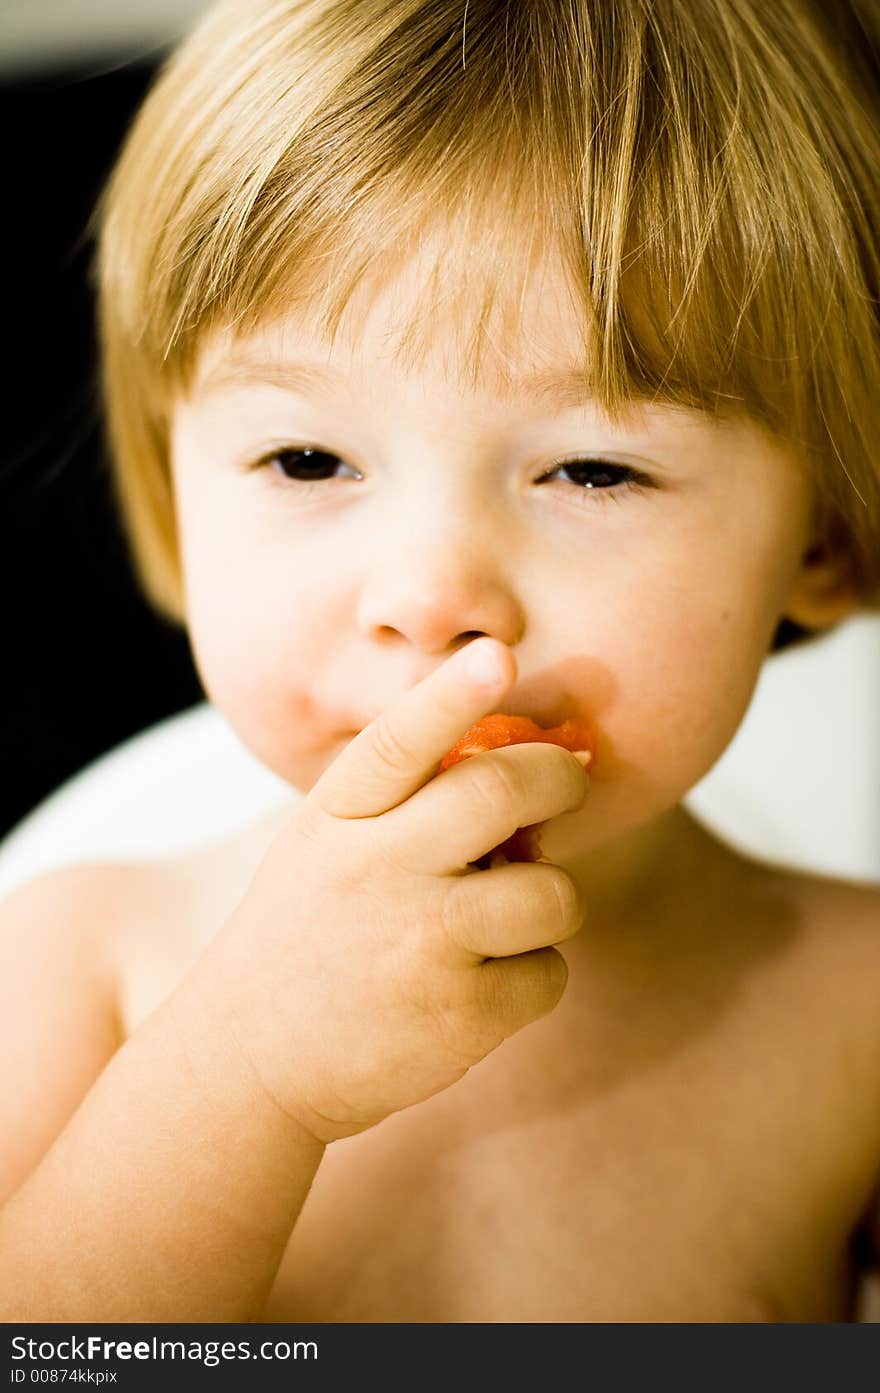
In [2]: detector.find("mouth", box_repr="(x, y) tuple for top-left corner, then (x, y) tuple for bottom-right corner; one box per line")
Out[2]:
(341, 705), (596, 749)
(439, 712), (597, 772)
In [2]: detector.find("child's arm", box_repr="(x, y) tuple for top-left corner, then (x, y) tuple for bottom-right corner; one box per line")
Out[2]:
(0, 865), (325, 1322)
(0, 638), (587, 1321)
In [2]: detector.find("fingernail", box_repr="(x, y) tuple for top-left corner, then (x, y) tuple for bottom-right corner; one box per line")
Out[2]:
(461, 640), (504, 686)
(572, 750), (593, 769)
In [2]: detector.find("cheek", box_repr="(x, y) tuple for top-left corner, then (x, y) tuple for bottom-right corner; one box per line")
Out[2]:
(175, 507), (343, 785)
(592, 527), (799, 798)
(188, 585), (324, 775)
(609, 617), (754, 793)
(542, 545), (792, 863)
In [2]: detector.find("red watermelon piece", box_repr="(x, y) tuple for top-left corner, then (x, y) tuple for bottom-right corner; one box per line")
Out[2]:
(439, 714), (596, 865)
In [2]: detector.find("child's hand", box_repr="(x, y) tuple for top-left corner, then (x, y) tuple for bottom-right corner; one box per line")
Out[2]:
(185, 639), (589, 1145)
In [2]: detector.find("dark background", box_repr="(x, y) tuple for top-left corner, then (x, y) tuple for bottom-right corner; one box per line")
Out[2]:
(1, 59), (204, 843)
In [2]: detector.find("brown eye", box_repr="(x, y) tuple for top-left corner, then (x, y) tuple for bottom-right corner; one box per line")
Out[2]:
(254, 446), (364, 490)
(539, 457), (654, 506)
(269, 447), (344, 481)
(555, 459), (636, 489)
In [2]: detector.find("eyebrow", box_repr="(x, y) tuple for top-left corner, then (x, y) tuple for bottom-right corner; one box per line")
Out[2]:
(193, 354), (730, 431)
(194, 355), (615, 409)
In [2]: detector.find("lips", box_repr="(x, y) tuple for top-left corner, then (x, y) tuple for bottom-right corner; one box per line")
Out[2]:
(439, 713), (596, 773)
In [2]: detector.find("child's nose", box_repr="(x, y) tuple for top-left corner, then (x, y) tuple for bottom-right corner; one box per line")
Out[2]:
(354, 532), (525, 656)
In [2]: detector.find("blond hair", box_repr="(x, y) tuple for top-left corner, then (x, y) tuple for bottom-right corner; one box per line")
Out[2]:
(94, 0), (880, 649)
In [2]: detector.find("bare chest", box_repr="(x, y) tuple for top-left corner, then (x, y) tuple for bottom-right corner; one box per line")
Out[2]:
(257, 1013), (865, 1323)
(121, 837), (880, 1324)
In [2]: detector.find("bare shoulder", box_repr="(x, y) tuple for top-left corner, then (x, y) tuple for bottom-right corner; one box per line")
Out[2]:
(0, 807), (285, 1207)
(0, 857), (147, 1007)
(108, 806), (291, 1037)
(753, 859), (880, 937)
(0, 815), (272, 1047)
(773, 871), (880, 1310)
(730, 851), (880, 1035)
(735, 850), (880, 956)
(672, 813), (879, 955)
(0, 856), (177, 1037)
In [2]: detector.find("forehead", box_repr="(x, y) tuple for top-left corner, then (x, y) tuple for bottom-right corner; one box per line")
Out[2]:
(182, 222), (796, 469)
(195, 225), (596, 404)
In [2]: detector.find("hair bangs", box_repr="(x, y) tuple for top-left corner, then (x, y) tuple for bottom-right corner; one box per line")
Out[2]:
(95, 0), (880, 626)
(140, 0), (855, 443)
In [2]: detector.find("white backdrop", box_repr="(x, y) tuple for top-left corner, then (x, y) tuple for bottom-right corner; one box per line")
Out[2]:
(686, 614), (880, 880)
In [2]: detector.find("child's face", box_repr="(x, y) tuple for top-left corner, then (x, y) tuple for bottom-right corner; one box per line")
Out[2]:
(170, 245), (817, 865)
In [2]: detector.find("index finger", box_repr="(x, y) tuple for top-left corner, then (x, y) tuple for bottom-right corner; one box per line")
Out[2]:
(307, 638), (516, 819)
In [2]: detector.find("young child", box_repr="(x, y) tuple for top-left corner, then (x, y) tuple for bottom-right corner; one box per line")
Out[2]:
(1, 0), (879, 1323)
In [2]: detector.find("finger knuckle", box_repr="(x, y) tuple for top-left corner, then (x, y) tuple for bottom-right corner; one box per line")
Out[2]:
(478, 948), (568, 1027)
(367, 817), (413, 878)
(295, 799), (340, 851)
(535, 946), (569, 1005)
(516, 947), (568, 1016)
(406, 970), (490, 1064)
(470, 755), (523, 820)
(544, 866), (585, 939)
(439, 877), (488, 953)
(369, 717), (417, 775)
(471, 964), (517, 1041)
